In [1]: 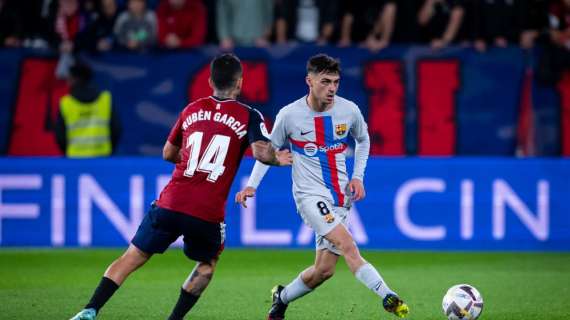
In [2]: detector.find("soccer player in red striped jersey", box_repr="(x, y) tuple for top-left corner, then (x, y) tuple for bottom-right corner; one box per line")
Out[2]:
(70, 53), (292, 320)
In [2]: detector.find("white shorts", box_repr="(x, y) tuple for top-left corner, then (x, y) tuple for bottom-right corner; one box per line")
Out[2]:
(296, 196), (349, 255)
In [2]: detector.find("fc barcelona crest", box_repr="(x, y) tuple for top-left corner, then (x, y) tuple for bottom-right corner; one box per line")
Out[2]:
(335, 123), (347, 136)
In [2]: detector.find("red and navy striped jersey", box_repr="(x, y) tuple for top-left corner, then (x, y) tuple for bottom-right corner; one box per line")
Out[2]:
(156, 96), (269, 223)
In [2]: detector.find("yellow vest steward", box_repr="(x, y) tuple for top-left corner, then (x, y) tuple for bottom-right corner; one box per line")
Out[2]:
(60, 91), (112, 157)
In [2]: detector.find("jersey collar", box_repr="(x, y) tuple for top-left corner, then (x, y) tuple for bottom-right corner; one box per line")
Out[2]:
(210, 95), (236, 102)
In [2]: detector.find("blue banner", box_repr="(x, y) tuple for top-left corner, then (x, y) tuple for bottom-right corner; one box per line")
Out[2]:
(0, 157), (568, 251)
(0, 45), (564, 156)
(0, 50), (23, 154)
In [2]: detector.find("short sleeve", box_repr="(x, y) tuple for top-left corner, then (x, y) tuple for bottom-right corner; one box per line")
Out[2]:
(167, 113), (183, 147)
(269, 108), (290, 149)
(247, 108), (271, 144)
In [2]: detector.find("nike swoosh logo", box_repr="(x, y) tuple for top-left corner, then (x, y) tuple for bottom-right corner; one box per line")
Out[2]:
(301, 130), (313, 136)
(374, 282), (383, 291)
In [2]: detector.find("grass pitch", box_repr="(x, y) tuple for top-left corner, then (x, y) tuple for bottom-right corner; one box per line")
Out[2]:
(0, 249), (568, 320)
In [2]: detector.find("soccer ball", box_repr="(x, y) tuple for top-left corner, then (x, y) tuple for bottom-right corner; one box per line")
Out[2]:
(442, 284), (484, 320)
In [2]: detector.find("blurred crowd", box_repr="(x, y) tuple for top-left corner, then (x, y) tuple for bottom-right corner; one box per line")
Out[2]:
(0, 0), (568, 80)
(0, 0), (568, 51)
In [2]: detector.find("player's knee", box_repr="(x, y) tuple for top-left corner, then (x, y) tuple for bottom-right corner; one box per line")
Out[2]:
(342, 245), (364, 266)
(200, 258), (217, 273)
(121, 246), (151, 267)
(200, 266), (215, 278)
(197, 260), (217, 279)
(198, 269), (214, 286)
(316, 266), (335, 281)
(338, 240), (358, 257)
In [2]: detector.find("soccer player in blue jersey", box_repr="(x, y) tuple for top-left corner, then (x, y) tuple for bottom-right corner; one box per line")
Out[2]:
(236, 54), (409, 319)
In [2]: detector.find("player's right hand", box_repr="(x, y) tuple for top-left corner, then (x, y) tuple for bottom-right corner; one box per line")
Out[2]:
(235, 186), (256, 208)
(276, 149), (293, 166)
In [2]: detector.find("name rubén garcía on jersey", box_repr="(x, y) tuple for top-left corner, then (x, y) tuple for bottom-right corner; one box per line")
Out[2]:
(181, 109), (247, 139)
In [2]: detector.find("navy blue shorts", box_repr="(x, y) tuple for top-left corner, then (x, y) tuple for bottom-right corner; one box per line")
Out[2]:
(131, 204), (225, 262)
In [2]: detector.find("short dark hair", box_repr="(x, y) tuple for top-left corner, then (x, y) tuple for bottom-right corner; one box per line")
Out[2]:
(307, 54), (341, 75)
(69, 62), (93, 84)
(210, 53), (243, 91)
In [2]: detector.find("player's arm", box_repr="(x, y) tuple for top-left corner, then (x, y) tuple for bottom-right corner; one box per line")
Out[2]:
(251, 141), (291, 166)
(247, 108), (291, 166)
(236, 109), (290, 208)
(163, 141), (181, 164)
(348, 106), (371, 201)
(235, 159), (269, 208)
(163, 112), (183, 164)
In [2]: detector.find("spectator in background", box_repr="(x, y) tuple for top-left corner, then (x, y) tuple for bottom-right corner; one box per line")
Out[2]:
(363, 1), (396, 51)
(0, 0), (23, 47)
(274, 0), (340, 45)
(51, 0), (83, 54)
(472, 0), (524, 52)
(157, 0), (206, 49)
(338, 0), (396, 51)
(417, 0), (465, 49)
(202, 0), (218, 44)
(217, 0), (273, 50)
(116, 0), (160, 10)
(548, 0), (570, 50)
(312, 0), (340, 45)
(274, 0), (295, 44)
(114, 0), (157, 52)
(81, 0), (99, 27)
(77, 0), (119, 53)
(48, 0), (86, 79)
(536, 0), (570, 84)
(14, 0), (51, 49)
(391, 0), (422, 44)
(56, 62), (121, 157)
(519, 0), (549, 49)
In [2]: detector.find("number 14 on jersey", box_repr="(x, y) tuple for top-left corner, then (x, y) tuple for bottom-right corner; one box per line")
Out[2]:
(184, 131), (230, 182)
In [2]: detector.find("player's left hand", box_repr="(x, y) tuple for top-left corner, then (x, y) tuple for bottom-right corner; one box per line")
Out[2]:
(276, 149), (293, 166)
(235, 186), (256, 208)
(348, 179), (366, 201)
